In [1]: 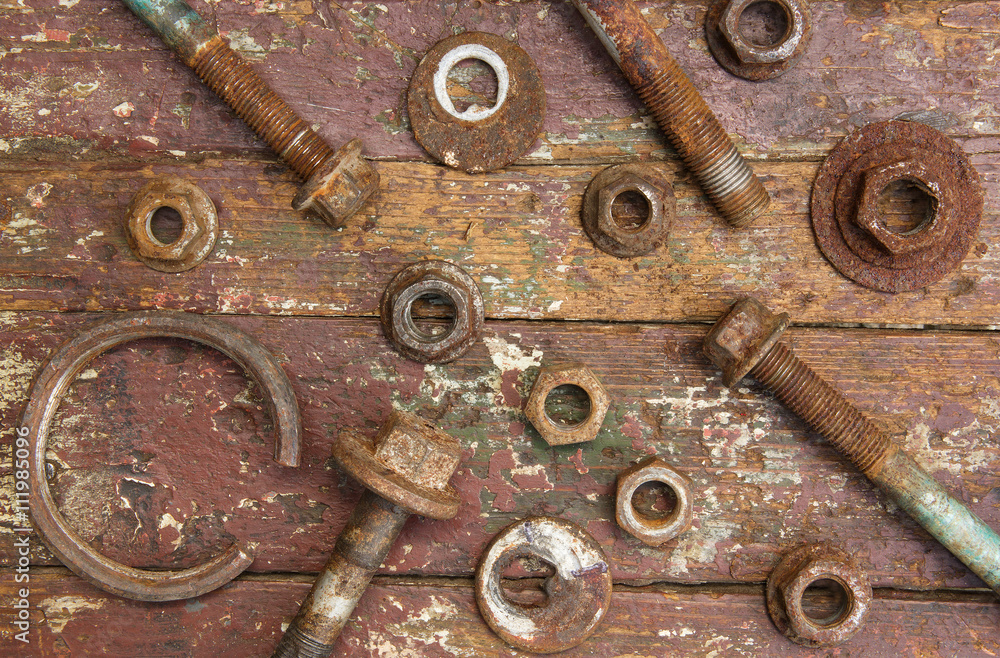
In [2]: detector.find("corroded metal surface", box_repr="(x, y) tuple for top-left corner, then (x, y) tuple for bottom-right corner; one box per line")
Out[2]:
(379, 260), (484, 364)
(119, 0), (378, 226)
(475, 516), (612, 654)
(811, 120), (983, 292)
(615, 456), (693, 547)
(408, 31), (545, 173)
(766, 543), (871, 647)
(20, 311), (302, 601)
(524, 362), (611, 446)
(571, 0), (770, 228)
(706, 0), (812, 81)
(123, 175), (218, 272)
(704, 297), (1000, 596)
(273, 411), (462, 657)
(582, 163), (674, 258)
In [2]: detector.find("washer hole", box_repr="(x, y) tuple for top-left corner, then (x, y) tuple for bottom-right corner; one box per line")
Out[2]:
(447, 58), (499, 114)
(876, 178), (937, 234)
(500, 554), (555, 608)
(611, 190), (652, 231)
(407, 292), (457, 340)
(543, 384), (591, 427)
(739, 0), (791, 47)
(631, 480), (678, 522)
(801, 577), (851, 627)
(149, 206), (185, 245)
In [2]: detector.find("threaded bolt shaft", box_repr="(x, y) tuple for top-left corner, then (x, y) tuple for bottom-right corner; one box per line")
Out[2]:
(572, 0), (770, 228)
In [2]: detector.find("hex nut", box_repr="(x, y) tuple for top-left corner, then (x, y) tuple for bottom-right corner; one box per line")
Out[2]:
(615, 456), (693, 546)
(524, 363), (611, 446)
(123, 175), (218, 273)
(374, 410), (462, 491)
(706, 0), (811, 81)
(766, 543), (872, 647)
(703, 297), (789, 388)
(854, 160), (946, 258)
(582, 163), (675, 258)
(379, 261), (485, 364)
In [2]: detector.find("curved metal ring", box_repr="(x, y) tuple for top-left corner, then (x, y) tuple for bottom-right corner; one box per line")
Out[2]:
(22, 311), (302, 601)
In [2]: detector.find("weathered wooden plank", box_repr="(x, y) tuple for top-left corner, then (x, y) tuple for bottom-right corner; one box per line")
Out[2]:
(0, 1), (997, 163)
(3, 312), (1000, 589)
(1, 157), (998, 325)
(2, 573), (998, 656)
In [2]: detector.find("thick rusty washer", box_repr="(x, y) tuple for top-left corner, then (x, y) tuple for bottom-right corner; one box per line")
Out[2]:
(407, 31), (545, 173)
(475, 516), (612, 654)
(615, 456), (693, 546)
(21, 311), (302, 601)
(812, 120), (983, 292)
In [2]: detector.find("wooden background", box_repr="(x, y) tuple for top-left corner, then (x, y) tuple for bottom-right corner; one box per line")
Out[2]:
(2, 0), (999, 655)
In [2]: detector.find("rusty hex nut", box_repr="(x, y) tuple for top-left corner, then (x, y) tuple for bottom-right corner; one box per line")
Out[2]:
(380, 260), (484, 364)
(706, 0), (811, 81)
(123, 176), (218, 273)
(615, 456), (693, 546)
(703, 297), (789, 388)
(766, 543), (872, 647)
(582, 163), (675, 258)
(524, 363), (611, 446)
(854, 160), (947, 258)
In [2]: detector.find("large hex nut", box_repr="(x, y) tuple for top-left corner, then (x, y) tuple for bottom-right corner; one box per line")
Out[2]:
(615, 456), (693, 546)
(854, 159), (947, 257)
(706, 0), (811, 81)
(582, 163), (675, 258)
(379, 260), (484, 364)
(766, 543), (872, 647)
(123, 175), (218, 273)
(524, 363), (611, 446)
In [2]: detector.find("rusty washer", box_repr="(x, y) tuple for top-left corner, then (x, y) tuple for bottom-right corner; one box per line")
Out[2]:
(706, 0), (812, 81)
(123, 175), (218, 272)
(812, 120), (984, 292)
(475, 516), (612, 654)
(766, 543), (872, 647)
(408, 31), (545, 173)
(21, 311), (302, 602)
(615, 456), (693, 546)
(380, 260), (484, 364)
(582, 163), (675, 258)
(524, 363), (611, 446)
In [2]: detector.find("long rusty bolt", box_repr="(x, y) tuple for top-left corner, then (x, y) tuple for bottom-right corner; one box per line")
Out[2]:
(704, 298), (1000, 596)
(272, 411), (462, 657)
(572, 0), (770, 228)
(120, 0), (379, 226)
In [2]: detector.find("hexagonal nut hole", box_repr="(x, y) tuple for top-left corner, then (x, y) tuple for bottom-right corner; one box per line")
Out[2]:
(720, 0), (807, 65)
(374, 410), (461, 491)
(854, 160), (946, 257)
(615, 456), (693, 546)
(524, 363), (611, 446)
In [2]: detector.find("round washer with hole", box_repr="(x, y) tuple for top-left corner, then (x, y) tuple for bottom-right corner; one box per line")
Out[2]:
(615, 456), (693, 546)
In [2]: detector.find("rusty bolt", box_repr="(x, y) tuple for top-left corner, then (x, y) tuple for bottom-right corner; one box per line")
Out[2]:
(704, 297), (1000, 597)
(582, 163), (675, 258)
(272, 411), (462, 657)
(120, 0), (378, 227)
(615, 456), (693, 546)
(854, 160), (946, 257)
(380, 260), (484, 364)
(572, 0), (770, 228)
(525, 363), (611, 446)
(766, 543), (871, 647)
(123, 176), (218, 272)
(475, 516), (613, 654)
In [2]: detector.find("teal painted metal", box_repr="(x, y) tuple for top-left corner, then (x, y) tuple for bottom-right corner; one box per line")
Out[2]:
(119, 0), (215, 64)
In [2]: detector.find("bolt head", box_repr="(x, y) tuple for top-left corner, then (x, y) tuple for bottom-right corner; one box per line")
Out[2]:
(720, 0), (806, 65)
(524, 363), (611, 446)
(374, 410), (461, 491)
(704, 298), (789, 387)
(854, 159), (948, 258)
(292, 139), (380, 227)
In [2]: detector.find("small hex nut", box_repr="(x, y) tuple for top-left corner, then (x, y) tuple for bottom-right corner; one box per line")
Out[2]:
(703, 298), (789, 388)
(766, 543), (872, 647)
(123, 176), (218, 273)
(855, 160), (947, 257)
(582, 163), (675, 258)
(615, 456), (693, 546)
(374, 410), (461, 491)
(524, 363), (611, 446)
(720, 0), (808, 65)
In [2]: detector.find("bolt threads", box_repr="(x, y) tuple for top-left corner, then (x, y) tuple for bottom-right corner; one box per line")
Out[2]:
(634, 66), (770, 227)
(271, 625), (336, 658)
(750, 342), (891, 476)
(192, 37), (333, 180)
